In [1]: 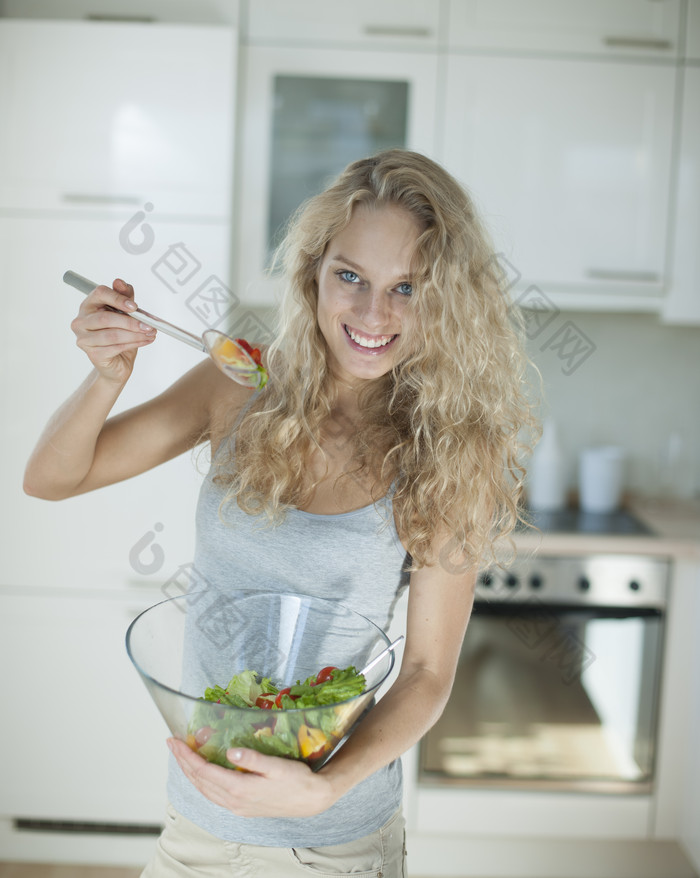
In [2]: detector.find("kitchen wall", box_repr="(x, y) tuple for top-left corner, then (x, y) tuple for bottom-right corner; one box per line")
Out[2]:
(526, 311), (700, 501)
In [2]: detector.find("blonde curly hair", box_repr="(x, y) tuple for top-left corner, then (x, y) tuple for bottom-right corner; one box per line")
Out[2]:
(215, 149), (537, 570)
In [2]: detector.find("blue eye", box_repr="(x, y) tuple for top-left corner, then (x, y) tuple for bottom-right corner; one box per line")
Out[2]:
(337, 270), (361, 284)
(396, 282), (413, 297)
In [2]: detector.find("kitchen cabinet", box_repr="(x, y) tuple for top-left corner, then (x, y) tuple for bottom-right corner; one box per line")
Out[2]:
(234, 45), (439, 305)
(244, 0), (442, 48)
(441, 53), (676, 307)
(0, 19), (235, 217)
(663, 66), (700, 324)
(446, 0), (683, 58)
(0, 17), (240, 858)
(0, 0), (239, 25)
(0, 17), (240, 592)
(0, 587), (168, 824)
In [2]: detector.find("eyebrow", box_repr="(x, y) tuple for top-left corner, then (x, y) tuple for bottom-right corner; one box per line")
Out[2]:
(329, 254), (413, 280)
(328, 254), (366, 273)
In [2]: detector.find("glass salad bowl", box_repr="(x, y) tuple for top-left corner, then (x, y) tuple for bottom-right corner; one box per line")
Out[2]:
(126, 590), (395, 770)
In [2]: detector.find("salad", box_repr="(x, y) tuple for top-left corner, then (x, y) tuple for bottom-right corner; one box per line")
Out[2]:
(211, 336), (268, 388)
(186, 665), (366, 767)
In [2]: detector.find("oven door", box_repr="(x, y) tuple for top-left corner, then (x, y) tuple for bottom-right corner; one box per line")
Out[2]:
(420, 601), (665, 793)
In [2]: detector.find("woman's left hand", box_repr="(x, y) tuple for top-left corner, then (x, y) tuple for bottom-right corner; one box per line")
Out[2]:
(167, 738), (336, 818)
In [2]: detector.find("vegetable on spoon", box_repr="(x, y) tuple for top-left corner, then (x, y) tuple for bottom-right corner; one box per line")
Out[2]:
(203, 330), (268, 388)
(63, 270), (268, 389)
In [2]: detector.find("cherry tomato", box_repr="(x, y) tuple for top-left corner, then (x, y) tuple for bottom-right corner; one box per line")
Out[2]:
(255, 696), (274, 709)
(235, 337), (253, 356)
(275, 686), (300, 708)
(316, 666), (338, 685)
(235, 338), (262, 365)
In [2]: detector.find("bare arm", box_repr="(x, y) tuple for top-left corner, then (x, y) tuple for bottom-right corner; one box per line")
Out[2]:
(317, 537), (475, 801)
(23, 278), (249, 500)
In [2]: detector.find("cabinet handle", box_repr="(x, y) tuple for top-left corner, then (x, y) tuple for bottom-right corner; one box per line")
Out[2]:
(586, 268), (660, 283)
(61, 193), (142, 205)
(362, 25), (432, 38)
(602, 36), (672, 51)
(86, 14), (155, 23)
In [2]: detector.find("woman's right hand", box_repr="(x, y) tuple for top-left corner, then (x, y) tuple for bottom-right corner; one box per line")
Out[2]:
(70, 278), (157, 385)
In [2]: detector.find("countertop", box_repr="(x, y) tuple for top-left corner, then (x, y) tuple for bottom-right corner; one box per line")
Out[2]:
(512, 496), (700, 560)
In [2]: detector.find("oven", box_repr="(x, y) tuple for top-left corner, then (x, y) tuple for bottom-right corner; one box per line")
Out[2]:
(420, 511), (670, 794)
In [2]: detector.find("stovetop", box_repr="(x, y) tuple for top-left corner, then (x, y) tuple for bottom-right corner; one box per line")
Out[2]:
(518, 507), (655, 536)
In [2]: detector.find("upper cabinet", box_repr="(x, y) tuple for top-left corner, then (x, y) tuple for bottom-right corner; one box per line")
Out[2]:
(244, 0), (442, 49)
(441, 54), (676, 305)
(234, 45), (439, 304)
(0, 20), (236, 217)
(447, 0), (683, 58)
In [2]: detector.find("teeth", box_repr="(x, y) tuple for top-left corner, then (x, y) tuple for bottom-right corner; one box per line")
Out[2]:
(346, 326), (395, 348)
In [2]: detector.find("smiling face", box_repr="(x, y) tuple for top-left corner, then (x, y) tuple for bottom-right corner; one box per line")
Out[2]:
(316, 202), (422, 386)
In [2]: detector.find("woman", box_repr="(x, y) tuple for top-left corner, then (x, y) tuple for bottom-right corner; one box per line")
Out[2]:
(24, 149), (534, 876)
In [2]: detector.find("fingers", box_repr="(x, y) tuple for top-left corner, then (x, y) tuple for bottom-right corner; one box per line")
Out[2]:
(168, 739), (250, 812)
(83, 279), (137, 316)
(72, 280), (155, 347)
(111, 277), (138, 311)
(168, 738), (329, 818)
(68, 279), (157, 381)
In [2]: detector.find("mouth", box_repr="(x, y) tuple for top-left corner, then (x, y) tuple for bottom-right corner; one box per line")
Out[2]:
(343, 324), (399, 354)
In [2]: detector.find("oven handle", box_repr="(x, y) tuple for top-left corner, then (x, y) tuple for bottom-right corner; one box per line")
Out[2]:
(473, 602), (664, 619)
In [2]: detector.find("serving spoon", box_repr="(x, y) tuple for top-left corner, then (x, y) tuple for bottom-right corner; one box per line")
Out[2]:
(63, 270), (268, 389)
(358, 635), (404, 677)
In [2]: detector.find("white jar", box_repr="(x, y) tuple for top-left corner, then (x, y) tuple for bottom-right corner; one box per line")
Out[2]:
(528, 419), (567, 512)
(579, 446), (626, 513)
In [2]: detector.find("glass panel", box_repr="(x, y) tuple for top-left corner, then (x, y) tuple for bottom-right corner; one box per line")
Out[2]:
(420, 611), (663, 790)
(267, 76), (409, 261)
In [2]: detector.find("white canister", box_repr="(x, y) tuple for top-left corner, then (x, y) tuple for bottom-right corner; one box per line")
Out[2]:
(528, 419), (567, 512)
(579, 446), (626, 514)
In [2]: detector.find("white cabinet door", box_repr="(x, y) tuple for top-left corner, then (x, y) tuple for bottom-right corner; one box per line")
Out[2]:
(663, 67), (700, 324)
(0, 587), (168, 823)
(442, 54), (676, 304)
(0, 20), (235, 217)
(0, 213), (242, 591)
(235, 46), (439, 305)
(245, 0), (441, 49)
(447, 0), (682, 58)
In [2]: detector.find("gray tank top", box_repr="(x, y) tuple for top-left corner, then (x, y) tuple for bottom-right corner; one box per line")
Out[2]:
(167, 430), (411, 847)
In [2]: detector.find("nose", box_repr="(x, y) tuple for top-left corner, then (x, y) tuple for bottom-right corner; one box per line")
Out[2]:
(356, 287), (392, 329)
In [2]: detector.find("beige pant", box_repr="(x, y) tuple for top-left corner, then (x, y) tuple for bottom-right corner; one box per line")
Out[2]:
(140, 803), (407, 877)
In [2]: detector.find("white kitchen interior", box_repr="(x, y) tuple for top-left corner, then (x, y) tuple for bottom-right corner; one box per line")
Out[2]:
(0, 1), (699, 877)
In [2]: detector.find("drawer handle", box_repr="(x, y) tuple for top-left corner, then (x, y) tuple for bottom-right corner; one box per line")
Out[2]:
(586, 268), (660, 283)
(602, 36), (672, 51)
(363, 25), (432, 38)
(62, 193), (142, 205)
